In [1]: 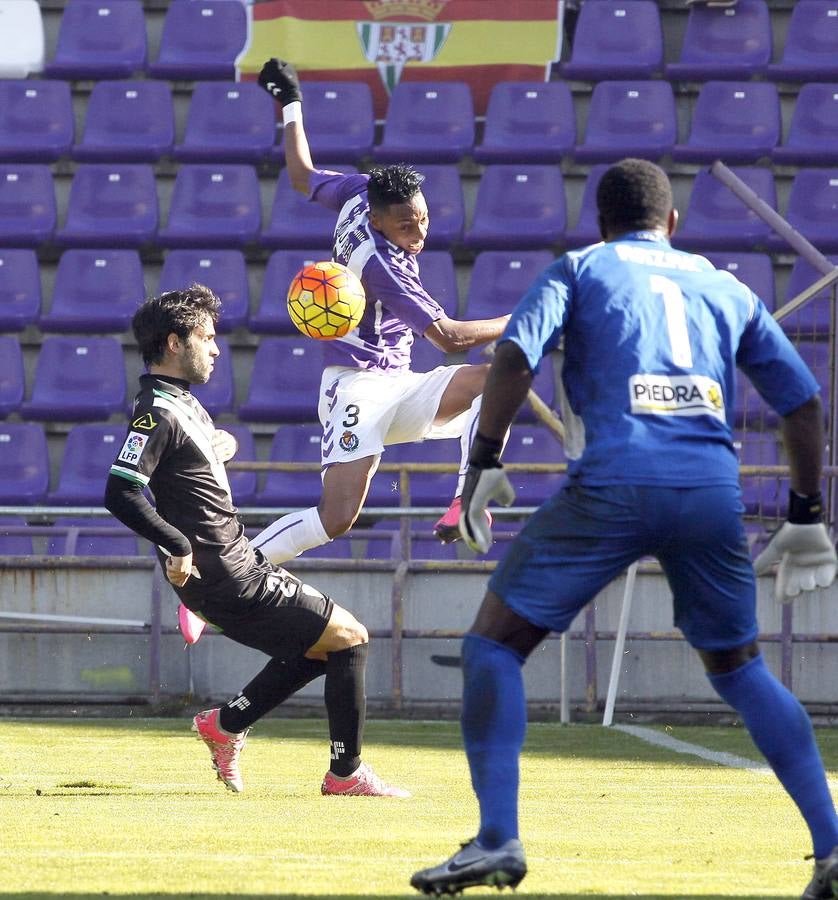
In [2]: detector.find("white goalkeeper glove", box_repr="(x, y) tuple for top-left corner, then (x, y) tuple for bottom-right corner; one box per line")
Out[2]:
(459, 433), (516, 554)
(753, 490), (837, 603)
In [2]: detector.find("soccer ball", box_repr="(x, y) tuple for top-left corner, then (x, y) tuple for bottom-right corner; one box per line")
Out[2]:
(286, 261), (366, 340)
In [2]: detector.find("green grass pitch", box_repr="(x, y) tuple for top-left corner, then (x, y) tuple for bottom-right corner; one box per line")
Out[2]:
(3, 717), (838, 899)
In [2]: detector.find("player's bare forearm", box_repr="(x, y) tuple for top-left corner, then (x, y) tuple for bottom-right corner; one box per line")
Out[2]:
(424, 314), (511, 354)
(478, 341), (534, 441)
(781, 393), (825, 496)
(284, 122), (314, 195)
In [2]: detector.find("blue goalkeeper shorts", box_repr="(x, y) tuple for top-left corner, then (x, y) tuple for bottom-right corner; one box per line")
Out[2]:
(489, 482), (758, 651)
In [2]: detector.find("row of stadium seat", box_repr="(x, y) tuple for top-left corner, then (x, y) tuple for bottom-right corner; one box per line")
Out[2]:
(3, 77), (838, 167)
(12, 1), (837, 84)
(2, 0), (246, 81)
(0, 420), (795, 517)
(0, 334), (557, 424)
(2, 248), (834, 339)
(0, 422), (567, 508)
(0, 517), (494, 562)
(2, 332), (830, 429)
(4, 163), (838, 253)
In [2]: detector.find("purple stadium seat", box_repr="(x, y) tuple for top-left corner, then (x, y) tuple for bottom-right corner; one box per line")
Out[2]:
(574, 81), (676, 163)
(703, 252), (775, 310)
(0, 165), (56, 247)
(464, 251), (554, 320)
(773, 85), (838, 166)
(734, 430), (782, 517)
(22, 336), (127, 422)
(672, 81), (780, 164)
(0, 80), (73, 162)
(257, 424), (323, 508)
(673, 166), (777, 252)
(149, 0), (246, 80)
(501, 425), (566, 507)
(0, 517), (33, 556)
(410, 338), (447, 374)
(158, 249), (248, 332)
(768, 2), (838, 82)
(0, 423), (49, 504)
(411, 534), (459, 562)
(373, 82), (474, 164)
(49, 424), (124, 505)
(0, 249), (41, 331)
(218, 423), (257, 507)
(464, 345), (555, 426)
(250, 249), (330, 335)
(766, 170), (838, 254)
(566, 164), (609, 248)
(474, 81), (575, 164)
(238, 338), (323, 423)
(0, 336), (24, 419)
(73, 80), (174, 163)
(175, 82), (276, 164)
(465, 166), (566, 251)
(419, 166), (464, 250)
(796, 341), (834, 426)
(40, 249), (144, 333)
(561, 0), (663, 80)
(777, 256), (838, 340)
(46, 0), (147, 79)
(272, 81), (374, 164)
(666, 0), (771, 81)
(190, 336), (234, 417)
(160, 164), (260, 248)
(47, 516), (137, 557)
(304, 537), (354, 560)
(418, 250), (458, 318)
(391, 438), (459, 508)
(59, 164), (158, 248)
(262, 167), (356, 250)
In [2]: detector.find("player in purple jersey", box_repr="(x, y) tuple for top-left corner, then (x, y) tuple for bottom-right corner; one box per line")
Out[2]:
(411, 160), (838, 897)
(251, 58), (513, 565)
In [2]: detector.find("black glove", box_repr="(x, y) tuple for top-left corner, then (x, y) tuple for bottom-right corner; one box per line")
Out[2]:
(258, 58), (302, 107)
(459, 433), (515, 554)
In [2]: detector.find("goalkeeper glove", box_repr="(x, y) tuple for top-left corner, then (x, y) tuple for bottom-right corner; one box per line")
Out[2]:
(258, 58), (302, 107)
(459, 433), (515, 554)
(753, 490), (837, 603)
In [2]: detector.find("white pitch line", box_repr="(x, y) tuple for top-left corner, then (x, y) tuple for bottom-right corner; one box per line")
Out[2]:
(615, 723), (838, 791)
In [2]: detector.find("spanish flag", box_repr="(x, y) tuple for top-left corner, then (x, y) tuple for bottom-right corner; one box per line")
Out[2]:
(236, 0), (563, 117)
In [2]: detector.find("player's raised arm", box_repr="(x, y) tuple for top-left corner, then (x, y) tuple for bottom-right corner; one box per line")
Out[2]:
(423, 313), (511, 354)
(258, 58), (313, 195)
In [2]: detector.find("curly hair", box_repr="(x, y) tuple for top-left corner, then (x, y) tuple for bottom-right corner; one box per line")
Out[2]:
(132, 284), (221, 366)
(367, 164), (425, 212)
(596, 158), (673, 237)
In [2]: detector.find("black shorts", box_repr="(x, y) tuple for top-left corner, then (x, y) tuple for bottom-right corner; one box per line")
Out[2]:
(195, 567), (334, 661)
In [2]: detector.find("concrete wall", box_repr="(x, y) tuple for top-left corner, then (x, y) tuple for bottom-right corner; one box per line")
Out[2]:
(2, 560), (836, 714)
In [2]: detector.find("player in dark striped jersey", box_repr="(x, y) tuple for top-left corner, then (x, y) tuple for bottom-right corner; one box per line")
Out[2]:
(105, 285), (408, 798)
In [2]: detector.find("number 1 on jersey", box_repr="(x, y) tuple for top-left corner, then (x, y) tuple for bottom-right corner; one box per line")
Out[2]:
(651, 274), (693, 369)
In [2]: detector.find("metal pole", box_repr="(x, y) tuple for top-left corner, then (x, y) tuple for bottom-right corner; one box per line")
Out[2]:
(559, 631), (570, 724)
(602, 562), (638, 727)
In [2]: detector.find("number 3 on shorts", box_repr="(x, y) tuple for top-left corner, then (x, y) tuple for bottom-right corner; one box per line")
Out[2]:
(342, 404), (360, 428)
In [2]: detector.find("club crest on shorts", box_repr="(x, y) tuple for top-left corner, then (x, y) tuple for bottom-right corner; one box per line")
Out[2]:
(339, 430), (359, 452)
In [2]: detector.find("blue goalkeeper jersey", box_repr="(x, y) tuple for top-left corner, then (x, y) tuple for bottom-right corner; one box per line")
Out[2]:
(504, 231), (819, 487)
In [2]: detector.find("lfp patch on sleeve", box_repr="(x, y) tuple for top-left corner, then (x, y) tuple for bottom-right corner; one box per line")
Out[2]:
(117, 431), (149, 465)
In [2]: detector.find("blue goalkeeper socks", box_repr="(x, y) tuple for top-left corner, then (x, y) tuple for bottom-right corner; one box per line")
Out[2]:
(461, 633), (527, 850)
(709, 653), (838, 858)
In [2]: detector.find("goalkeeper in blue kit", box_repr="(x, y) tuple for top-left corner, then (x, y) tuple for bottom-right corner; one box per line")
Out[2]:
(411, 159), (838, 898)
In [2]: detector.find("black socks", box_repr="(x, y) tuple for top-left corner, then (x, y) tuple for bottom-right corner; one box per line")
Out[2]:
(324, 642), (368, 777)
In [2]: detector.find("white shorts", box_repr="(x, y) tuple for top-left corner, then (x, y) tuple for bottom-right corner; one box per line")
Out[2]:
(318, 365), (471, 465)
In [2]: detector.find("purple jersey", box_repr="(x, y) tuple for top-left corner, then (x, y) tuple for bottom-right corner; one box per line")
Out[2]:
(308, 170), (444, 372)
